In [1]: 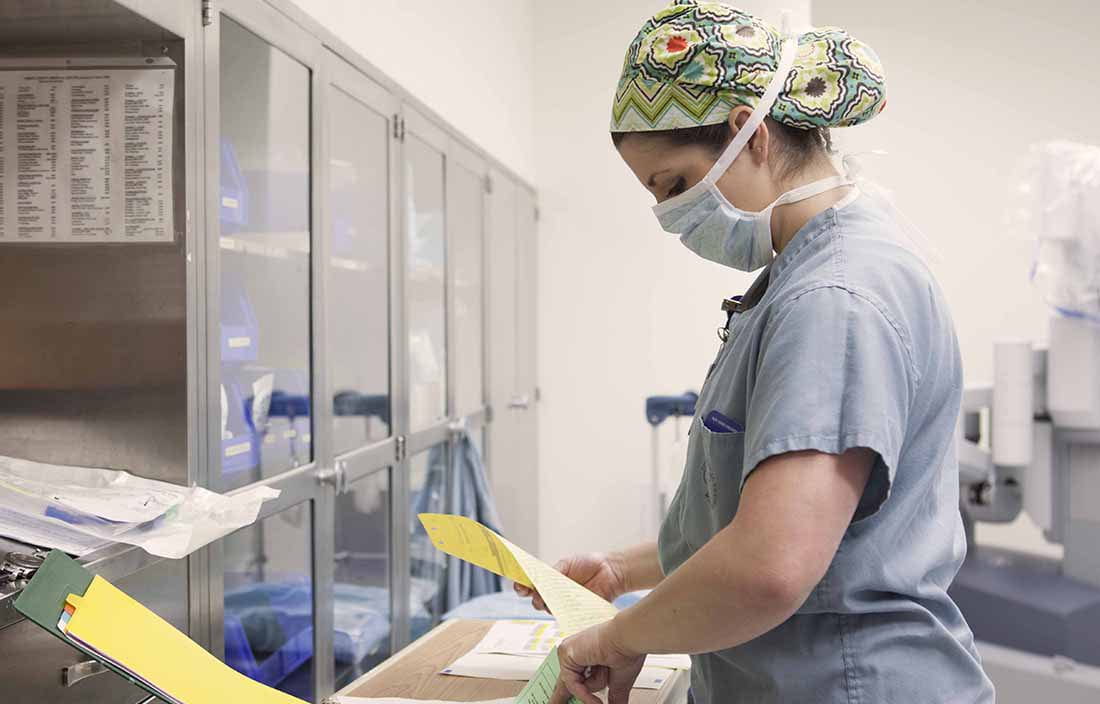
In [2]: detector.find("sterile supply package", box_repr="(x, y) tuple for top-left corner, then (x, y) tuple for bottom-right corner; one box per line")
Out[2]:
(1008, 140), (1100, 320)
(0, 454), (278, 558)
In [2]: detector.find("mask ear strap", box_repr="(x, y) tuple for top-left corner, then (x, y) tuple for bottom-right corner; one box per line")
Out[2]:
(703, 37), (799, 185)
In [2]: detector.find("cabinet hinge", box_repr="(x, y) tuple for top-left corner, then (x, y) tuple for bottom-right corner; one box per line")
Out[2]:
(395, 435), (407, 462)
(484, 175), (493, 194)
(392, 113), (400, 140)
(201, 0), (215, 27)
(400, 116), (406, 141)
(534, 205), (541, 222)
(485, 404), (494, 423)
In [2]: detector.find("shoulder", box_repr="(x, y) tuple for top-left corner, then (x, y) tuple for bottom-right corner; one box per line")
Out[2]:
(766, 196), (954, 382)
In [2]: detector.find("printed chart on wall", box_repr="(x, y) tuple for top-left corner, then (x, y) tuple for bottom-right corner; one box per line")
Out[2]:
(0, 57), (175, 243)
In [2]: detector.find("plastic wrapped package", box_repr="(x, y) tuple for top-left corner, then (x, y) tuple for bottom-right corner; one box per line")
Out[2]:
(0, 455), (278, 558)
(1009, 141), (1100, 320)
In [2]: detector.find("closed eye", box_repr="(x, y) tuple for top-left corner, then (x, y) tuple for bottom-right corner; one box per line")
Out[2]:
(666, 177), (686, 200)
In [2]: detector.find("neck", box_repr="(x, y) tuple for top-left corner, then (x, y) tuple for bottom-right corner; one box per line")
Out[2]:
(770, 162), (850, 254)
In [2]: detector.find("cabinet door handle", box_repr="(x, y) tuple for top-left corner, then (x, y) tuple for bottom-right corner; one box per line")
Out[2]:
(63, 659), (108, 686)
(508, 395), (530, 410)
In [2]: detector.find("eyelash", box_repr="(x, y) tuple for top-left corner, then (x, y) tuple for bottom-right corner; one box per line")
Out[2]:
(667, 177), (686, 199)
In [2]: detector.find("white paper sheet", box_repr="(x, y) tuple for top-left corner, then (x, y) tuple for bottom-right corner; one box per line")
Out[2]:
(470, 619), (691, 671)
(0, 60), (174, 243)
(0, 454), (278, 558)
(440, 652), (673, 691)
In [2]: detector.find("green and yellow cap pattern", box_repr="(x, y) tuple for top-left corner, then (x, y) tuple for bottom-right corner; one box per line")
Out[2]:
(611, 0), (887, 133)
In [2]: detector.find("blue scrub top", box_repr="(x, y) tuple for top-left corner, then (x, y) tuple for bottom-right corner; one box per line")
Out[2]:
(658, 192), (995, 703)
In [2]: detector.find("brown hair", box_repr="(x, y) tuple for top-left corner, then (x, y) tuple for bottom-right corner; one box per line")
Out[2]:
(611, 119), (833, 180)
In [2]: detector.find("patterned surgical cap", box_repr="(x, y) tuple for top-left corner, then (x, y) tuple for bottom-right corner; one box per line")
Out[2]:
(611, 0), (887, 133)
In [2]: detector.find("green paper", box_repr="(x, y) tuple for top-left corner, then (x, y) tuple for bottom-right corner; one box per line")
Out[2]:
(515, 647), (582, 704)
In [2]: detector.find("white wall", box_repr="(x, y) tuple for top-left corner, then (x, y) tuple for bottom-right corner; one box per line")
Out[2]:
(813, 0), (1100, 557)
(532, 0), (811, 561)
(282, 0), (1099, 563)
(287, 0), (537, 183)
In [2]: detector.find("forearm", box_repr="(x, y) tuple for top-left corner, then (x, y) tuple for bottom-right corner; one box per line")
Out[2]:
(610, 449), (872, 656)
(611, 541), (664, 592)
(612, 522), (805, 655)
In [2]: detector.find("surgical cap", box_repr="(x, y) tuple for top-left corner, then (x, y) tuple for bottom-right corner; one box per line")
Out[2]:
(610, 0), (887, 133)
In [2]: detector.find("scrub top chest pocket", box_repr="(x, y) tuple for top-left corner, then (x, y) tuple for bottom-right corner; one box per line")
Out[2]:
(680, 415), (747, 551)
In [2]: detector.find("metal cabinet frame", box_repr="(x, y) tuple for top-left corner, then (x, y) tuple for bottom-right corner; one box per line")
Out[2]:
(159, 0), (536, 700)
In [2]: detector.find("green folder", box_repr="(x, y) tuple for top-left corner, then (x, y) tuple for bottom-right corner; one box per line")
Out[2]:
(14, 549), (167, 701)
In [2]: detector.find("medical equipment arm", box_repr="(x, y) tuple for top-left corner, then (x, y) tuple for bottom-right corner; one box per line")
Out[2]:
(610, 448), (872, 656)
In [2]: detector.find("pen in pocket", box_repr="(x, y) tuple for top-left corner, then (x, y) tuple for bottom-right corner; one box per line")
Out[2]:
(703, 410), (744, 433)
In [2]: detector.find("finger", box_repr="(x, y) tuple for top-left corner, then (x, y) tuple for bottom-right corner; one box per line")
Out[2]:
(514, 583), (532, 596)
(608, 683), (632, 704)
(608, 668), (640, 704)
(549, 678), (572, 704)
(533, 594), (547, 612)
(557, 670), (601, 704)
(586, 665), (609, 692)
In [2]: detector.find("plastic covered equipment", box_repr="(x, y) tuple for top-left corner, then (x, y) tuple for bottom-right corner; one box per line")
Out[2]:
(1010, 141), (1100, 321)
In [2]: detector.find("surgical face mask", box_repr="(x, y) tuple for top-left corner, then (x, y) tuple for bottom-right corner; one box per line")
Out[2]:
(651, 38), (849, 271)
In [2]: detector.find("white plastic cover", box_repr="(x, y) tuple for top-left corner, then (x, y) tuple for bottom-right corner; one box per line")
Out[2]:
(0, 455), (278, 558)
(1009, 141), (1100, 320)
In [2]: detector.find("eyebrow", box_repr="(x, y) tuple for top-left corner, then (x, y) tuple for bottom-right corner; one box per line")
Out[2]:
(646, 169), (671, 188)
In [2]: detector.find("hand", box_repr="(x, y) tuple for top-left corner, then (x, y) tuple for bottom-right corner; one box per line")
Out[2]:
(515, 553), (628, 612)
(551, 619), (645, 704)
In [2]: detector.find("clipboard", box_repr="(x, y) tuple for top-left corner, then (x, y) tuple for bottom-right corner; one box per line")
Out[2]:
(15, 549), (308, 704)
(13, 550), (169, 701)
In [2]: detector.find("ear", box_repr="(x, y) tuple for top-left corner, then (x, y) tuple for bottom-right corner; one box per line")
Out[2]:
(727, 106), (770, 167)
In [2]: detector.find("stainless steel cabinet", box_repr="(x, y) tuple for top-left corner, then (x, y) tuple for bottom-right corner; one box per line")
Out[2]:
(487, 171), (541, 554)
(0, 1), (537, 702)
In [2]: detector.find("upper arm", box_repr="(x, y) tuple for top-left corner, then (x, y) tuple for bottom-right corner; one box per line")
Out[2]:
(726, 447), (874, 602)
(743, 285), (915, 521)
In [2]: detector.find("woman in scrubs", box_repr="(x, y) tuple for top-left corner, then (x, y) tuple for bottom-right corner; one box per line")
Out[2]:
(517, 2), (995, 702)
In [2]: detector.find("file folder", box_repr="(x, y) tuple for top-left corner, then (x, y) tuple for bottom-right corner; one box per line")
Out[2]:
(15, 550), (309, 704)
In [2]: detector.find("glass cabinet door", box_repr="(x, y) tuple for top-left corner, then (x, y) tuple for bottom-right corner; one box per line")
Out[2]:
(404, 132), (447, 432)
(218, 16), (313, 492)
(327, 84), (392, 454)
(333, 469), (391, 688)
(222, 502), (315, 701)
(449, 158), (485, 418)
(408, 443), (448, 636)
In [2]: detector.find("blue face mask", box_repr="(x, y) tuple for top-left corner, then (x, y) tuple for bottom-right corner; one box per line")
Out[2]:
(651, 38), (850, 272)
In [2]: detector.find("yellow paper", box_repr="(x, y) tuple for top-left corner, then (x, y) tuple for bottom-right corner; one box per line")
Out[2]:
(65, 576), (307, 704)
(418, 513), (532, 587)
(418, 514), (618, 635)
